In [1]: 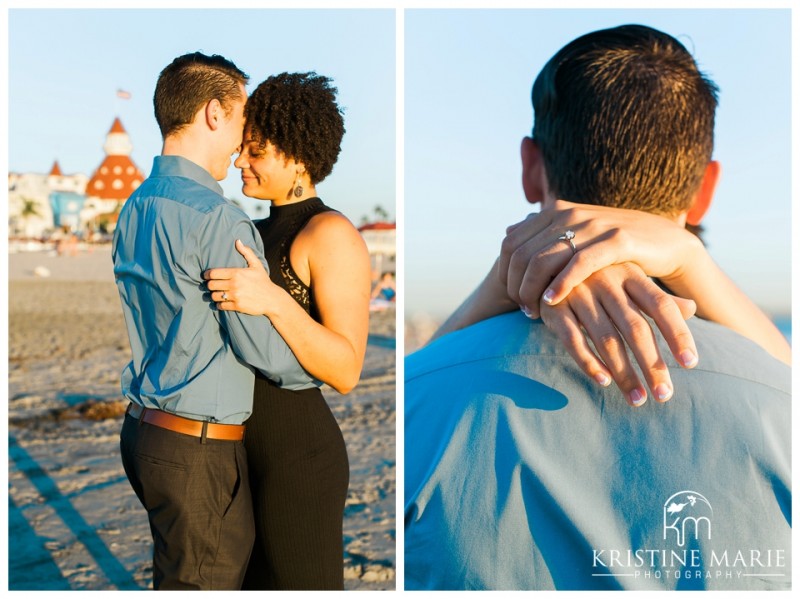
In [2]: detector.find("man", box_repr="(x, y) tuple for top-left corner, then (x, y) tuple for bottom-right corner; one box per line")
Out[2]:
(404, 25), (790, 590)
(113, 53), (314, 590)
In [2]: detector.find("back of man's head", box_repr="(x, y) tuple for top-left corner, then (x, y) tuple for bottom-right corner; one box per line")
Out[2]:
(154, 52), (249, 138)
(532, 24), (718, 216)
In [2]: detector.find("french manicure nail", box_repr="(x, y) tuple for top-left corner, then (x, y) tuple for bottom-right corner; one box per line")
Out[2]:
(680, 350), (698, 368)
(654, 383), (673, 402)
(520, 305), (533, 318)
(629, 388), (647, 407)
(542, 289), (556, 304)
(594, 372), (611, 387)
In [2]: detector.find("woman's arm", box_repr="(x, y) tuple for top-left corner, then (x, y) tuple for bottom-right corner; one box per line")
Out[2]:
(204, 213), (371, 394)
(432, 199), (788, 404)
(432, 255), (699, 404)
(501, 201), (790, 364)
(432, 201), (702, 352)
(651, 251), (790, 365)
(430, 259), (518, 342)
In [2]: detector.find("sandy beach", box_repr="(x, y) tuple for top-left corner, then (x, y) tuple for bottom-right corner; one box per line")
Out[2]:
(8, 246), (396, 590)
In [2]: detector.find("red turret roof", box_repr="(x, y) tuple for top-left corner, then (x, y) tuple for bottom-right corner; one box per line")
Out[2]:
(86, 155), (144, 200)
(49, 161), (63, 176)
(109, 117), (126, 134)
(85, 117), (144, 200)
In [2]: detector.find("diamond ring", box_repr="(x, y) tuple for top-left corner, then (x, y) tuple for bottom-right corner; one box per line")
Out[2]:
(557, 230), (577, 254)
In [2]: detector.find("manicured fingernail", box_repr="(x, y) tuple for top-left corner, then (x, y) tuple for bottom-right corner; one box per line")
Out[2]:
(629, 388), (647, 407)
(655, 383), (673, 402)
(542, 289), (556, 304)
(680, 350), (698, 368)
(520, 305), (533, 318)
(594, 372), (611, 387)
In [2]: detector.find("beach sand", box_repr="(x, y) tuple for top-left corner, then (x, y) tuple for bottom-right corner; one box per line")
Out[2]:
(8, 246), (396, 590)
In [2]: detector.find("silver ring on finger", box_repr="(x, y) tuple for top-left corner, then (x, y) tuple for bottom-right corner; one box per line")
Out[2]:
(222, 291), (229, 301)
(557, 229), (577, 254)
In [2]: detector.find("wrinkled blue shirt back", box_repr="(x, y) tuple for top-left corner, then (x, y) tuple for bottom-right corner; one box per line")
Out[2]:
(405, 312), (791, 590)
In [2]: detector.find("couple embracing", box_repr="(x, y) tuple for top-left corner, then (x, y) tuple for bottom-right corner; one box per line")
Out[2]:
(114, 53), (370, 590)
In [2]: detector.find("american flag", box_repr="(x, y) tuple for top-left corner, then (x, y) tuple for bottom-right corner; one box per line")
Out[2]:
(116, 89), (132, 100)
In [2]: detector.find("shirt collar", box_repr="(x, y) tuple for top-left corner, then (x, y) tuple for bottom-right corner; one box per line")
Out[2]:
(151, 155), (224, 195)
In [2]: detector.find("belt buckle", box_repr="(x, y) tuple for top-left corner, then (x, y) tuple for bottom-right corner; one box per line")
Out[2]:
(127, 402), (147, 423)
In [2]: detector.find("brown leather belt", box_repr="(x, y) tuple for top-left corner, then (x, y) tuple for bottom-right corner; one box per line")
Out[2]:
(126, 403), (245, 441)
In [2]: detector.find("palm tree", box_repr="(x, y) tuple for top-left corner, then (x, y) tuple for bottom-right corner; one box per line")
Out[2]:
(19, 197), (42, 238)
(359, 205), (392, 226)
(372, 204), (390, 221)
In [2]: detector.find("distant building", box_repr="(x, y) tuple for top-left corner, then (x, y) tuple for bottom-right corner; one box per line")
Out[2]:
(82, 117), (145, 231)
(8, 161), (88, 238)
(50, 191), (87, 231)
(358, 221), (396, 279)
(7, 117), (144, 237)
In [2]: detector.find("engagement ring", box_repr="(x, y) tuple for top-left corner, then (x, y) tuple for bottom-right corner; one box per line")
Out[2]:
(558, 230), (577, 254)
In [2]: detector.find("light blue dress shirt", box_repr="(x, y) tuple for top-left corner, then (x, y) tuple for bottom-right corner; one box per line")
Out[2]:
(113, 155), (315, 425)
(405, 312), (791, 590)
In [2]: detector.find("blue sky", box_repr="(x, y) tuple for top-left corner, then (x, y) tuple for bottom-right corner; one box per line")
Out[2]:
(4, 6), (794, 320)
(8, 8), (395, 225)
(404, 8), (792, 318)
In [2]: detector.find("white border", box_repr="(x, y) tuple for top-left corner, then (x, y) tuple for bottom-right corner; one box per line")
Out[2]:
(3, 1), (798, 595)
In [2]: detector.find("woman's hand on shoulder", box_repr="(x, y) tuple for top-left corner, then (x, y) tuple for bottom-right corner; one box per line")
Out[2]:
(203, 240), (283, 316)
(499, 200), (704, 318)
(537, 262), (699, 407)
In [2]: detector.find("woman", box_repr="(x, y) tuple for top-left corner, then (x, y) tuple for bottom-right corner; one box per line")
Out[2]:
(205, 72), (371, 589)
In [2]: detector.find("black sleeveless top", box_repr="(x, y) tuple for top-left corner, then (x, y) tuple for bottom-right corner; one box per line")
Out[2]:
(255, 197), (335, 321)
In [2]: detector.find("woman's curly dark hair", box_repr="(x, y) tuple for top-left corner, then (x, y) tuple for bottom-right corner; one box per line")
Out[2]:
(245, 72), (345, 185)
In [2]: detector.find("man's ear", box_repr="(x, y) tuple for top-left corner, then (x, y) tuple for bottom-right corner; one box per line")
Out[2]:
(686, 160), (720, 226)
(520, 136), (546, 205)
(204, 99), (223, 131)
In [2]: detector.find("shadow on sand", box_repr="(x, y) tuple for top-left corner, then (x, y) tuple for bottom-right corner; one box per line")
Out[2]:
(8, 436), (142, 590)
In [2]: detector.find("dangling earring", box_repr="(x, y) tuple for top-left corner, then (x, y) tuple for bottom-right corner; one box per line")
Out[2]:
(293, 174), (303, 198)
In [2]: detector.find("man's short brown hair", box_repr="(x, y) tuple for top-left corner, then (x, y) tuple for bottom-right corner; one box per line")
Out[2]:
(154, 52), (249, 138)
(532, 24), (718, 216)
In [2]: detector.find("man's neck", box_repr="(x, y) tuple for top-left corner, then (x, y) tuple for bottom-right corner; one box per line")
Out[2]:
(162, 131), (215, 178)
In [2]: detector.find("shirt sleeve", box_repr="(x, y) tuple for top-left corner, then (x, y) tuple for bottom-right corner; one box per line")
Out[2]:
(201, 204), (317, 390)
